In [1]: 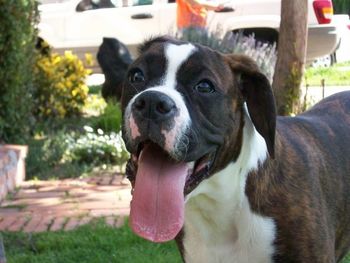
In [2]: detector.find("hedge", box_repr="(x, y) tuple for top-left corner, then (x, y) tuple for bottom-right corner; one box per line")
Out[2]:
(0, 1), (39, 143)
(333, 0), (350, 15)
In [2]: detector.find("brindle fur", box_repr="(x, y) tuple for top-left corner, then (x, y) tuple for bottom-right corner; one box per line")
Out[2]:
(122, 37), (350, 263)
(246, 93), (350, 262)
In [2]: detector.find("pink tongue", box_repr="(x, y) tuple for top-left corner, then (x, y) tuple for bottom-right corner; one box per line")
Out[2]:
(130, 144), (188, 243)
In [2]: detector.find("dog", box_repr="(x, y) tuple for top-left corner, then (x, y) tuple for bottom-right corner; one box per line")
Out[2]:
(120, 36), (350, 263)
(97, 37), (132, 101)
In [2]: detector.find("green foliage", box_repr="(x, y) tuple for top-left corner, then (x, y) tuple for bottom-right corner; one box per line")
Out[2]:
(0, 0), (39, 143)
(26, 132), (78, 180)
(26, 95), (127, 180)
(343, 254), (350, 263)
(88, 85), (102, 95)
(305, 64), (350, 86)
(64, 127), (129, 166)
(33, 51), (90, 120)
(26, 128), (129, 180)
(90, 102), (123, 133)
(333, 0), (350, 15)
(2, 219), (180, 263)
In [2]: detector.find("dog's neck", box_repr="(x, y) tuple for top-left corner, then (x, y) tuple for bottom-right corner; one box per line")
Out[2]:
(185, 107), (268, 203)
(182, 109), (276, 263)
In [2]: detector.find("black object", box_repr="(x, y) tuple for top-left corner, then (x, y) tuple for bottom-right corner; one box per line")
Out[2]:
(215, 6), (235, 12)
(131, 13), (153, 19)
(97, 37), (133, 101)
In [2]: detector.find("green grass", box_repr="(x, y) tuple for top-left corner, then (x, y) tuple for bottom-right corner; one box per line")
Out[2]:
(305, 63), (350, 86)
(336, 61), (350, 67)
(343, 255), (350, 263)
(2, 219), (181, 263)
(3, 218), (350, 263)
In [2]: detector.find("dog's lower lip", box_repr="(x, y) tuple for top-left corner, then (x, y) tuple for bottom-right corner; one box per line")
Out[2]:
(136, 141), (147, 157)
(184, 154), (213, 194)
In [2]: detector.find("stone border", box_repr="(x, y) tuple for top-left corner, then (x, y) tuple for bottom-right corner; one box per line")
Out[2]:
(0, 145), (28, 202)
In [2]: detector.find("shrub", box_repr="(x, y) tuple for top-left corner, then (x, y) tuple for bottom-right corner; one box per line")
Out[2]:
(177, 29), (277, 83)
(333, 0), (350, 15)
(33, 51), (90, 120)
(0, 1), (39, 143)
(26, 132), (71, 179)
(26, 127), (129, 179)
(64, 126), (129, 166)
(224, 32), (277, 82)
(90, 102), (123, 133)
(88, 85), (102, 95)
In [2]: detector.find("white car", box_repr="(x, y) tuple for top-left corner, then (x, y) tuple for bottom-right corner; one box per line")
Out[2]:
(38, 0), (339, 69)
(312, 14), (350, 67)
(332, 14), (350, 64)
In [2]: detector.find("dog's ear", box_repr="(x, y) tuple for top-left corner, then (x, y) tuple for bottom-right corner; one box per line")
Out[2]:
(225, 54), (276, 158)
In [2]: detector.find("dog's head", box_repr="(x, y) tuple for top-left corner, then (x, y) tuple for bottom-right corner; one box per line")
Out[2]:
(121, 36), (276, 243)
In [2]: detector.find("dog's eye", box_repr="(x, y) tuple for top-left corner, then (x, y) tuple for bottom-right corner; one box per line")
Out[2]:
(194, 80), (215, 93)
(128, 68), (145, 83)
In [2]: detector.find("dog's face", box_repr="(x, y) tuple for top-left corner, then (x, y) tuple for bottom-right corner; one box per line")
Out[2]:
(121, 36), (276, 243)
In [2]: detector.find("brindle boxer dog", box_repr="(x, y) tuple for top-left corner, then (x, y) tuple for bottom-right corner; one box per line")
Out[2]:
(120, 36), (350, 263)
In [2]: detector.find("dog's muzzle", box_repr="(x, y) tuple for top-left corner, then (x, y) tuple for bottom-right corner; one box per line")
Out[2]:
(124, 89), (215, 243)
(125, 89), (190, 160)
(132, 90), (177, 123)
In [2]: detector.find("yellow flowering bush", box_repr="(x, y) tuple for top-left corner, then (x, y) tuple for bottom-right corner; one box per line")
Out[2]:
(33, 51), (90, 119)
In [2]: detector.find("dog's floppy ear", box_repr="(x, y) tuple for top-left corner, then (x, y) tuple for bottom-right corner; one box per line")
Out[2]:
(226, 54), (276, 158)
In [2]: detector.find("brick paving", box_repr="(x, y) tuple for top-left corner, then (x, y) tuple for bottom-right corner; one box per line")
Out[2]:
(0, 175), (131, 232)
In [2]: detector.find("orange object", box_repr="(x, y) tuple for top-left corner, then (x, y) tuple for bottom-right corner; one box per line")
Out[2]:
(177, 0), (208, 29)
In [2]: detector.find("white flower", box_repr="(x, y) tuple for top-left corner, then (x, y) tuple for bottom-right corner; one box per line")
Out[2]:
(83, 125), (94, 133)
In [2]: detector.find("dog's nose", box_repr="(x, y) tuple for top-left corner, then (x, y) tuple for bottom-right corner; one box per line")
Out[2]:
(132, 91), (177, 121)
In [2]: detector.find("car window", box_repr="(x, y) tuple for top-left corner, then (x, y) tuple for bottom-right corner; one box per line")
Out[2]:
(76, 0), (114, 11)
(76, 0), (153, 11)
(133, 0), (153, 5)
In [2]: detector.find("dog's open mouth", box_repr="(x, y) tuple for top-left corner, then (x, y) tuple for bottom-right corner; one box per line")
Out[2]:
(127, 141), (213, 243)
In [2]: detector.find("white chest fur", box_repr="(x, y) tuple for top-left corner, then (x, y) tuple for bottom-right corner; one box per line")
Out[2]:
(183, 112), (276, 263)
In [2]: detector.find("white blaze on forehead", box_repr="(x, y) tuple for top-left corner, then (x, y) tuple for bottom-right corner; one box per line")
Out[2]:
(163, 43), (196, 88)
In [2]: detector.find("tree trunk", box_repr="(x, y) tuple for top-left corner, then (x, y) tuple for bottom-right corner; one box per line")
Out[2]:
(272, 0), (308, 116)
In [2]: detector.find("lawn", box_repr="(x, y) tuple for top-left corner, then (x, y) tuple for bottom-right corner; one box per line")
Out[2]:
(304, 62), (350, 86)
(3, 218), (350, 263)
(2, 219), (181, 263)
